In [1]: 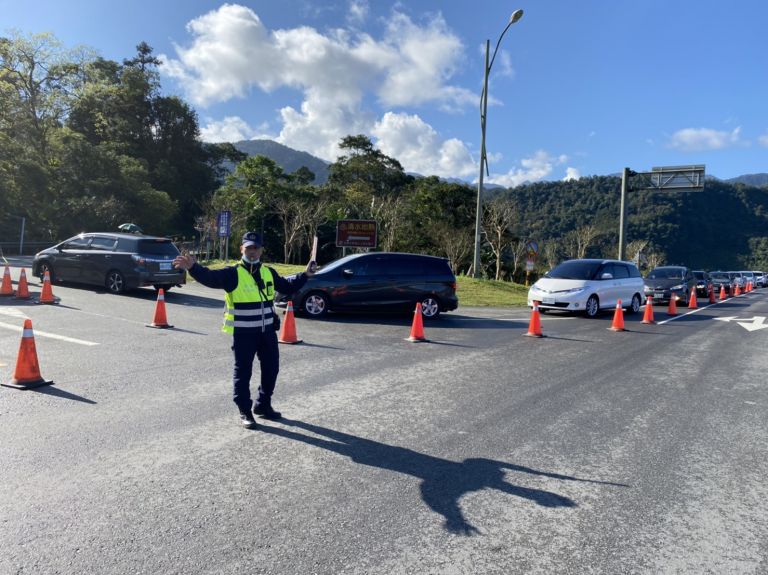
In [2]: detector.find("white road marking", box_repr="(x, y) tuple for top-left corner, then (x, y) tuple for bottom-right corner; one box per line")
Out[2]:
(0, 321), (99, 346)
(713, 316), (768, 332)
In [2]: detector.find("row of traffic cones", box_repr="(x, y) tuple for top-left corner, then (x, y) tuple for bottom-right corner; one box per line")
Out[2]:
(524, 289), (725, 337)
(1, 265), (57, 303)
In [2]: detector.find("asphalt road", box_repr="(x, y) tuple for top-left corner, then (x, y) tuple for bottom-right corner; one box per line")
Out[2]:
(1, 264), (767, 574)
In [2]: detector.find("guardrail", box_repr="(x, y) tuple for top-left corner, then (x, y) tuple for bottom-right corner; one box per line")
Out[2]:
(0, 241), (51, 256)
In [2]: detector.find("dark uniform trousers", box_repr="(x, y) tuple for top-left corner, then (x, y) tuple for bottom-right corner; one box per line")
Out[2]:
(231, 330), (280, 414)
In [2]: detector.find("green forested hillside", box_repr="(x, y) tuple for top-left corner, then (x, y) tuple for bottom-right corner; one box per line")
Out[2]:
(493, 176), (768, 271)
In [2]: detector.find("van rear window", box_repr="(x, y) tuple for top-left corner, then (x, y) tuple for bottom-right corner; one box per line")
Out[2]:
(135, 240), (180, 256)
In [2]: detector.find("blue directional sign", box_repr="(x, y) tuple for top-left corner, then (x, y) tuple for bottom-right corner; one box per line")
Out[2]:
(217, 210), (231, 237)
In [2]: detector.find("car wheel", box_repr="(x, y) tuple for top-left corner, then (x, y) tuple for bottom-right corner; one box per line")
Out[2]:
(420, 296), (441, 319)
(302, 292), (329, 318)
(105, 270), (126, 294)
(584, 295), (600, 318)
(38, 262), (54, 281)
(628, 293), (641, 314)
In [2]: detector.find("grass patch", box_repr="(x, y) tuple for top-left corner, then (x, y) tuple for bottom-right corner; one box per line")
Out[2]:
(194, 259), (529, 308)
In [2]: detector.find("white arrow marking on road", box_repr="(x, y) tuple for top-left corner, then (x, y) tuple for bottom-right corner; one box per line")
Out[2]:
(713, 316), (768, 332)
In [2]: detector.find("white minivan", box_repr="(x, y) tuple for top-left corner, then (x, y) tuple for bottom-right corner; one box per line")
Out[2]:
(527, 259), (645, 318)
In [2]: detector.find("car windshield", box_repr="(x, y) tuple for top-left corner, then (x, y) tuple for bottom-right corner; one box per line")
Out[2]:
(313, 253), (361, 275)
(646, 268), (682, 280)
(544, 260), (602, 280)
(710, 273), (729, 281)
(693, 272), (705, 280)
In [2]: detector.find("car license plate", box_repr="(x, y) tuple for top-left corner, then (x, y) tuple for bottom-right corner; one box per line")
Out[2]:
(654, 292), (664, 299)
(160, 262), (172, 271)
(543, 298), (555, 305)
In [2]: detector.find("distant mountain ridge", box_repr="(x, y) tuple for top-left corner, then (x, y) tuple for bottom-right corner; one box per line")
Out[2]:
(232, 139), (330, 183)
(230, 139), (767, 189)
(726, 173), (768, 186)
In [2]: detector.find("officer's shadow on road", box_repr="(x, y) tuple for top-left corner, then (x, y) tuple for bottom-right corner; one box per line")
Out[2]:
(259, 419), (627, 535)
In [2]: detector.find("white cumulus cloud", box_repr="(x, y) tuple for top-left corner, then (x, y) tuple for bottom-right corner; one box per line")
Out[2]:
(668, 126), (743, 151)
(162, 3), (479, 172)
(488, 150), (567, 187)
(371, 112), (476, 178)
(200, 116), (272, 143)
(759, 131), (768, 148)
(563, 167), (581, 181)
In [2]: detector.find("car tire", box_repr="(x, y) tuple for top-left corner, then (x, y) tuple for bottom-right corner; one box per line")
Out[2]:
(628, 293), (641, 314)
(302, 292), (329, 318)
(105, 270), (126, 294)
(420, 296), (441, 319)
(38, 261), (54, 281)
(584, 295), (600, 318)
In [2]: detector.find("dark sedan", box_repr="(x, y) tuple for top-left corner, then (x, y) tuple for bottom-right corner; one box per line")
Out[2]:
(643, 266), (696, 305)
(709, 272), (732, 297)
(692, 270), (710, 297)
(275, 252), (458, 319)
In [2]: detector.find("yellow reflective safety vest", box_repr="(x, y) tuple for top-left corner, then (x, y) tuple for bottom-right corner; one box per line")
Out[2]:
(222, 265), (276, 334)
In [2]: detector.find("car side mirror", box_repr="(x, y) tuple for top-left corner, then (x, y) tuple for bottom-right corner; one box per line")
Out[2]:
(601, 272), (613, 280)
(342, 268), (354, 278)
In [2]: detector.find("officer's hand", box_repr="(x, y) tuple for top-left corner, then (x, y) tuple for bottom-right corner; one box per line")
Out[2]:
(173, 254), (196, 270)
(305, 260), (317, 277)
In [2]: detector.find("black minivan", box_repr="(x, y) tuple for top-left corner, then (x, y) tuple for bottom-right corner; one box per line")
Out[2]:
(32, 232), (186, 294)
(275, 252), (459, 318)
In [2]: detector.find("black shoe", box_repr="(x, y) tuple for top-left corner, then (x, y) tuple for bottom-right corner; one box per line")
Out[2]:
(239, 412), (258, 429)
(253, 403), (282, 420)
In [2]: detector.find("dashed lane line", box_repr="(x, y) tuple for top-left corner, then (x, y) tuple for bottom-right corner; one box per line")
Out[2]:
(0, 321), (99, 346)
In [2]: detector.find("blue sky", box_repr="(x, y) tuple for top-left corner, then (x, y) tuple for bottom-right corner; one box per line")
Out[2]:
(3, 0), (767, 183)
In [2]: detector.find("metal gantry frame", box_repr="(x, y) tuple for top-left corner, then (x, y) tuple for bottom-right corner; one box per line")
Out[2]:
(617, 164), (705, 260)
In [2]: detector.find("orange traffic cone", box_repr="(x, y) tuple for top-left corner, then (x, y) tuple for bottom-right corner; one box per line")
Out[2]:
(278, 301), (303, 344)
(667, 294), (678, 316)
(719, 285), (726, 300)
(37, 270), (57, 304)
(609, 299), (625, 331)
(748, 281), (753, 292)
(14, 268), (31, 299)
(642, 296), (655, 324)
(2, 319), (53, 389)
(688, 290), (698, 309)
(708, 285), (716, 304)
(734, 284), (742, 296)
(0, 265), (13, 296)
(147, 288), (173, 328)
(524, 301), (544, 337)
(406, 302), (428, 342)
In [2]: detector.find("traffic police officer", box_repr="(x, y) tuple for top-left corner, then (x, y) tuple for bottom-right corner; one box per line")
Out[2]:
(173, 231), (315, 429)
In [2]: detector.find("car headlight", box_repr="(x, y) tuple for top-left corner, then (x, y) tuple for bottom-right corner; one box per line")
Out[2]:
(671, 284), (685, 290)
(565, 287), (585, 294)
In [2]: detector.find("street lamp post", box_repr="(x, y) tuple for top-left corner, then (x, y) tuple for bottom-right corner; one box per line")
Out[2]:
(473, 9), (524, 279)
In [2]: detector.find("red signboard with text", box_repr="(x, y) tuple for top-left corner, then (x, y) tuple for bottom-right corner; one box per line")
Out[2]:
(336, 220), (378, 248)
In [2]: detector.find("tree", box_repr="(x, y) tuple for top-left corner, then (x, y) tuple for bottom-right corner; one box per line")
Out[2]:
(328, 135), (413, 251)
(563, 224), (601, 259)
(483, 196), (518, 280)
(0, 31), (91, 160)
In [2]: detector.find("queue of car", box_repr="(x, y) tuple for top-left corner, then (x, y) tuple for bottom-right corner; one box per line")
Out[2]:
(30, 232), (761, 322)
(31, 233), (460, 320)
(527, 259), (765, 317)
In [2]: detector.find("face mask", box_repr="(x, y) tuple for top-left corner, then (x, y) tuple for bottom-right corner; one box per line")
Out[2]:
(242, 255), (260, 265)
